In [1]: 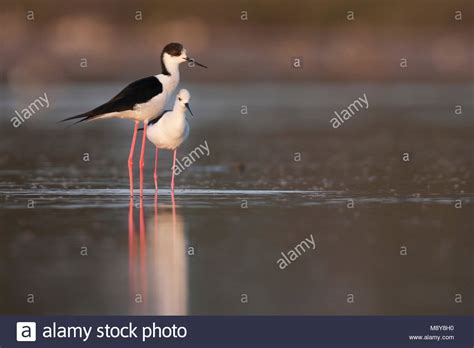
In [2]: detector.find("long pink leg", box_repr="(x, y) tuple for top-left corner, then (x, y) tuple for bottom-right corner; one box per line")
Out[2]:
(171, 149), (177, 192)
(154, 147), (159, 191)
(128, 121), (139, 196)
(139, 122), (148, 197)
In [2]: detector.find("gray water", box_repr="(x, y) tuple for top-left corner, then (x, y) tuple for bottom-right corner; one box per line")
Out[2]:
(0, 83), (472, 315)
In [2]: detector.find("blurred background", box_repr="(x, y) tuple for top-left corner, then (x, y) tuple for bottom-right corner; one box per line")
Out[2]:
(0, 0), (472, 316)
(1, 0), (473, 84)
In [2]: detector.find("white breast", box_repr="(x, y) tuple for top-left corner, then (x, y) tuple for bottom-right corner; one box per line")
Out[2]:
(146, 112), (189, 151)
(134, 92), (168, 121)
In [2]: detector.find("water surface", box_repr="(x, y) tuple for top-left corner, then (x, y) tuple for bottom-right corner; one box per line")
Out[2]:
(1, 83), (472, 315)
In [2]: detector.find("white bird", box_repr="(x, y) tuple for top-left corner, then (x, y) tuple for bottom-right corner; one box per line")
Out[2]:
(60, 43), (207, 197)
(145, 89), (193, 192)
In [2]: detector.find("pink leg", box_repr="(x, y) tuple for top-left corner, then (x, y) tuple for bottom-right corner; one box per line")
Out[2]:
(139, 122), (148, 197)
(154, 147), (158, 191)
(128, 121), (139, 196)
(171, 149), (177, 192)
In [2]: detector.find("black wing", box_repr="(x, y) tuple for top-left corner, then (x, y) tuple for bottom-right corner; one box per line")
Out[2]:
(59, 76), (163, 125)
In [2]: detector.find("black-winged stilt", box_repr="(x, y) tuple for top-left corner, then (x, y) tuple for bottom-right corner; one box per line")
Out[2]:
(144, 89), (193, 192)
(60, 43), (207, 197)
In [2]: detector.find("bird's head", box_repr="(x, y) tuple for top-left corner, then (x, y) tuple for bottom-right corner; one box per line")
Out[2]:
(176, 89), (193, 117)
(161, 43), (207, 74)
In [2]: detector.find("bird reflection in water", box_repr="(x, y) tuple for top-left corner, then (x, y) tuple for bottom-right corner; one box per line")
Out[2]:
(128, 192), (188, 315)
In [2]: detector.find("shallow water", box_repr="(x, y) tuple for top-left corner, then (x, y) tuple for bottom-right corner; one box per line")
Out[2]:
(0, 83), (473, 315)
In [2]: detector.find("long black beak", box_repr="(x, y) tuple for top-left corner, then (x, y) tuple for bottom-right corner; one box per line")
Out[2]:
(185, 57), (208, 69)
(185, 103), (194, 117)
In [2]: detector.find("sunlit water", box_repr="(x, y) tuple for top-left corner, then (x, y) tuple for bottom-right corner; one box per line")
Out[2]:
(0, 83), (472, 315)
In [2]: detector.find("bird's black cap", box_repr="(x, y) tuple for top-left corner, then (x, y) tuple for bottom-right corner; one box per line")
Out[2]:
(161, 43), (184, 75)
(162, 43), (184, 57)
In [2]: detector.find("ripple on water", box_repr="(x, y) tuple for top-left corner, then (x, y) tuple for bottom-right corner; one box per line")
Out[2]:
(1, 186), (472, 209)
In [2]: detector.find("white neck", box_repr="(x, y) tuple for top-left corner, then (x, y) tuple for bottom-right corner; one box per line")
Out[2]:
(173, 100), (186, 116)
(162, 54), (181, 78)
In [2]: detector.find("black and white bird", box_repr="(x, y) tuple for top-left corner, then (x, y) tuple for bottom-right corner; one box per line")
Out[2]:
(145, 89), (193, 192)
(60, 42), (207, 197)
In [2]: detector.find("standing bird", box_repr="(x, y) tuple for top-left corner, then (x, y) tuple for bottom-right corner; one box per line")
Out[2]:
(60, 43), (207, 197)
(145, 89), (193, 192)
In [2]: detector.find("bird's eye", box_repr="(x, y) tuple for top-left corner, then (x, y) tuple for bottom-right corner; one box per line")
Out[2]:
(178, 97), (182, 101)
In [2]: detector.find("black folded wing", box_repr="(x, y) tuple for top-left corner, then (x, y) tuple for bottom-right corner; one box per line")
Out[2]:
(60, 76), (163, 125)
